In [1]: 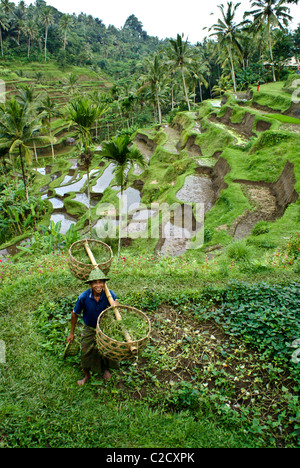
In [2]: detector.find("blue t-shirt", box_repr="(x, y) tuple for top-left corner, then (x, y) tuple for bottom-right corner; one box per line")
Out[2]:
(74, 288), (117, 329)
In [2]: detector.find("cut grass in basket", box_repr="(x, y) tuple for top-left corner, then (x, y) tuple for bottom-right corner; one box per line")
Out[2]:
(71, 242), (112, 264)
(99, 308), (149, 342)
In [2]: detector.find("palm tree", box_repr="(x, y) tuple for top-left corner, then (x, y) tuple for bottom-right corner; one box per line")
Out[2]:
(190, 51), (209, 105)
(166, 34), (193, 111)
(0, 98), (55, 201)
(59, 14), (73, 50)
(12, 6), (25, 46)
(208, 2), (244, 93)
(63, 73), (79, 95)
(138, 54), (165, 124)
(39, 94), (60, 160)
(91, 90), (112, 140)
(0, 11), (8, 56)
(244, 0), (292, 81)
(22, 18), (38, 58)
(66, 97), (107, 152)
(16, 85), (44, 162)
(40, 7), (54, 62)
(0, 0), (14, 56)
(100, 134), (145, 257)
(0, 0), (14, 13)
(66, 97), (108, 235)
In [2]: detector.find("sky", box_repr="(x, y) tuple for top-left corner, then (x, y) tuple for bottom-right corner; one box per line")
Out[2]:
(22, 0), (300, 45)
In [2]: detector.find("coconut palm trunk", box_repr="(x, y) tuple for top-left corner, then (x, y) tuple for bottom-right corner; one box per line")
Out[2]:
(155, 84), (162, 124)
(181, 63), (191, 111)
(100, 134), (146, 258)
(87, 168), (92, 237)
(18, 144), (29, 202)
(228, 43), (237, 92)
(267, 20), (276, 82)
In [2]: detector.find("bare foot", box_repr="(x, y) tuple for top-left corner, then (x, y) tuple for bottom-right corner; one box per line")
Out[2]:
(77, 373), (90, 386)
(103, 370), (112, 381)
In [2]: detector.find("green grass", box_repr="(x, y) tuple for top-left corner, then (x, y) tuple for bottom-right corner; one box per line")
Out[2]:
(0, 250), (299, 448)
(251, 82), (292, 112)
(0, 268), (252, 448)
(1, 77), (300, 447)
(263, 114), (300, 125)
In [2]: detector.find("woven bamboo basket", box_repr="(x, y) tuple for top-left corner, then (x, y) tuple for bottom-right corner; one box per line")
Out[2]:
(68, 239), (113, 281)
(62, 340), (80, 359)
(96, 305), (151, 361)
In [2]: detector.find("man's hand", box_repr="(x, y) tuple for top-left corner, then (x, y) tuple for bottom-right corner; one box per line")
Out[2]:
(67, 333), (74, 344)
(68, 311), (78, 344)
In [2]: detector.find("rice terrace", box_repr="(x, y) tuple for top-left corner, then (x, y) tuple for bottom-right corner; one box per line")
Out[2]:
(0, 0), (300, 449)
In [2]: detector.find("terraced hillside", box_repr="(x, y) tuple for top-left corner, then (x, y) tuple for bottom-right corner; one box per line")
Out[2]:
(1, 78), (299, 264)
(1, 61), (112, 161)
(6, 81), (294, 257)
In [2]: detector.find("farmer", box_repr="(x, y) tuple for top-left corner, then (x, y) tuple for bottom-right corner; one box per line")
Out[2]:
(67, 269), (119, 386)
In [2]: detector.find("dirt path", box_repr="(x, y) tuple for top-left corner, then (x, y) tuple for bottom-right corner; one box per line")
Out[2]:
(162, 125), (181, 153)
(232, 184), (278, 239)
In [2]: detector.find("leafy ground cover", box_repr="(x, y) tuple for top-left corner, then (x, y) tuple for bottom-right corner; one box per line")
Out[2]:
(1, 77), (300, 448)
(0, 248), (299, 448)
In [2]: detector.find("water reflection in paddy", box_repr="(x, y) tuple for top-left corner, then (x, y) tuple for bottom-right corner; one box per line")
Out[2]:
(55, 174), (87, 196)
(91, 164), (115, 193)
(115, 187), (141, 214)
(50, 213), (77, 234)
(49, 198), (64, 209)
(73, 193), (98, 207)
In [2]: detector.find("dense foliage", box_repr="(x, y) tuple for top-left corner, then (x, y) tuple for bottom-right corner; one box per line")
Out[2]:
(0, 178), (47, 244)
(0, 0), (299, 104)
(1, 0), (300, 451)
(193, 281), (300, 388)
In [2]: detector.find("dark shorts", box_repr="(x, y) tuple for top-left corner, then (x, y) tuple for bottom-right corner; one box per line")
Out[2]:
(81, 324), (119, 374)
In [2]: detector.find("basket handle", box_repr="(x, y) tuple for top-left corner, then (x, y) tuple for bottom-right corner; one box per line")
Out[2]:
(84, 240), (138, 354)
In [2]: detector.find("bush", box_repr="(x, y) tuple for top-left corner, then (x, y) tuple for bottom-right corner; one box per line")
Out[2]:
(251, 221), (270, 236)
(285, 233), (300, 261)
(0, 180), (47, 245)
(17, 221), (80, 255)
(227, 240), (252, 261)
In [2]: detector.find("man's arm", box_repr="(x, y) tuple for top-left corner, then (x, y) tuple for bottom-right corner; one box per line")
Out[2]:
(67, 311), (78, 343)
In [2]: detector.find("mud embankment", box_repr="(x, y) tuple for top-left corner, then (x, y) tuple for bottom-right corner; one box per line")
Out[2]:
(210, 107), (272, 138)
(232, 161), (299, 238)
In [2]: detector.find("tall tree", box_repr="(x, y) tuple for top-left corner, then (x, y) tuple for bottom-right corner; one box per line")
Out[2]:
(22, 18), (38, 58)
(40, 6), (54, 62)
(190, 49), (209, 104)
(244, 0), (292, 81)
(0, 98), (54, 201)
(100, 134), (145, 257)
(66, 97), (107, 152)
(167, 34), (193, 111)
(138, 54), (165, 124)
(39, 94), (60, 160)
(0, 0), (13, 57)
(208, 2), (244, 93)
(59, 14), (73, 50)
(66, 97), (108, 235)
(0, 10), (8, 56)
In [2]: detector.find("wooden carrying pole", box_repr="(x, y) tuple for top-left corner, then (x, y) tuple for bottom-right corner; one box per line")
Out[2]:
(83, 240), (137, 354)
